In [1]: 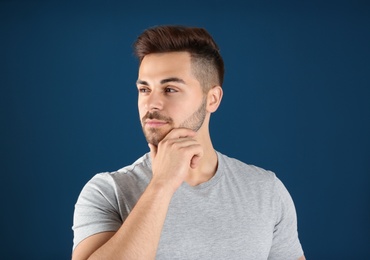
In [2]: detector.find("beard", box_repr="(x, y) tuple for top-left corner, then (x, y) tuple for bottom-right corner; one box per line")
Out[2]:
(141, 97), (207, 146)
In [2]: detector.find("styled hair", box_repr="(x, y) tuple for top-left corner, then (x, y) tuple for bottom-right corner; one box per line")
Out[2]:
(133, 25), (224, 91)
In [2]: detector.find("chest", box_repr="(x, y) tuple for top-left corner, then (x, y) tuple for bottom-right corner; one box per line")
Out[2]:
(156, 187), (275, 259)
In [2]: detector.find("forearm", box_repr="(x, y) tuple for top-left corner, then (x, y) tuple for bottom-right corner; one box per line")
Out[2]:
(88, 182), (173, 260)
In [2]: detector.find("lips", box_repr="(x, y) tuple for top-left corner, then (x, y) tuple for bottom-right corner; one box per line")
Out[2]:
(142, 111), (173, 128)
(145, 119), (168, 128)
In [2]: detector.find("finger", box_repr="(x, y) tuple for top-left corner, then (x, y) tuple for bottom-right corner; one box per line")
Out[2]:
(167, 141), (202, 169)
(164, 127), (197, 140)
(190, 148), (204, 169)
(190, 155), (200, 169)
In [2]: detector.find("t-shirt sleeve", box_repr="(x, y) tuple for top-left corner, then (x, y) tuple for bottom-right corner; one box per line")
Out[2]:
(72, 173), (125, 251)
(268, 177), (304, 260)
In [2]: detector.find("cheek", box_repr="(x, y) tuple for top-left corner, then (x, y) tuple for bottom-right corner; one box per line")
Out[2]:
(170, 106), (193, 124)
(138, 107), (145, 123)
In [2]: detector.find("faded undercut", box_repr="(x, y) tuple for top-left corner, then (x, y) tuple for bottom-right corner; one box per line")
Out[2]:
(133, 25), (224, 92)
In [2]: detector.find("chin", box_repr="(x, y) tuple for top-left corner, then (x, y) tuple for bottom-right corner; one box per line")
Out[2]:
(144, 130), (169, 146)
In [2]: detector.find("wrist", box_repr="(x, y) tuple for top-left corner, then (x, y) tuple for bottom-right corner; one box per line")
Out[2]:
(147, 179), (177, 200)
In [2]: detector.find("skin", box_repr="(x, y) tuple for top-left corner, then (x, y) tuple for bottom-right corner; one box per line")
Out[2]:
(72, 51), (305, 260)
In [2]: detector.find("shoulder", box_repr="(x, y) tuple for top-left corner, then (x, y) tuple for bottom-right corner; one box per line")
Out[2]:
(216, 151), (285, 200)
(79, 153), (152, 201)
(115, 153), (152, 176)
(217, 151), (276, 182)
(87, 153), (151, 187)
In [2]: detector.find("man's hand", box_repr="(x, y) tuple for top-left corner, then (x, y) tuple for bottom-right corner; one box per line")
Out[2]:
(148, 128), (203, 193)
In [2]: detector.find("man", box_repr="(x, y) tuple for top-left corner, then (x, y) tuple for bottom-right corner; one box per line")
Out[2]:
(72, 25), (305, 259)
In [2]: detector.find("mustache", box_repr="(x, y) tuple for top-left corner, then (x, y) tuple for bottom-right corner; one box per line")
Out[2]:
(142, 111), (173, 123)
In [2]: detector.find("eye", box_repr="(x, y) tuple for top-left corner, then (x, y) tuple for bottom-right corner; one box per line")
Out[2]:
(138, 87), (150, 93)
(165, 87), (178, 93)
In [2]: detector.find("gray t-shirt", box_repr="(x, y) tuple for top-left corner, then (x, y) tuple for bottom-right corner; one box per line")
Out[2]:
(73, 151), (304, 259)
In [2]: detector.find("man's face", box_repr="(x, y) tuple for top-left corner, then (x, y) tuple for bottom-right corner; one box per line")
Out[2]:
(137, 52), (207, 146)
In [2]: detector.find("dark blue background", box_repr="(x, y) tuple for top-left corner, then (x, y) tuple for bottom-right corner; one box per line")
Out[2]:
(1, 0), (369, 259)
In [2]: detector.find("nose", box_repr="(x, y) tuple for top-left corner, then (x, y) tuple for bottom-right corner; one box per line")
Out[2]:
(144, 89), (163, 111)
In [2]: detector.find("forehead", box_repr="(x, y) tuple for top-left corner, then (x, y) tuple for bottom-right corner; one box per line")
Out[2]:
(138, 52), (193, 80)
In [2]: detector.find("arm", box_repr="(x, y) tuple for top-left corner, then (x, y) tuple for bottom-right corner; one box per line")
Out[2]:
(268, 177), (305, 259)
(72, 128), (202, 260)
(73, 181), (173, 260)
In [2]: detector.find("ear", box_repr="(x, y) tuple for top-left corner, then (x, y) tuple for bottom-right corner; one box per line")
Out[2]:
(207, 86), (223, 113)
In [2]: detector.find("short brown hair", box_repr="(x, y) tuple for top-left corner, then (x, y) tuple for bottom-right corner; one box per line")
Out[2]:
(133, 25), (224, 91)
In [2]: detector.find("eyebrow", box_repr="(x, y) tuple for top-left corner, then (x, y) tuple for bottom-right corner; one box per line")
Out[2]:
(136, 77), (186, 86)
